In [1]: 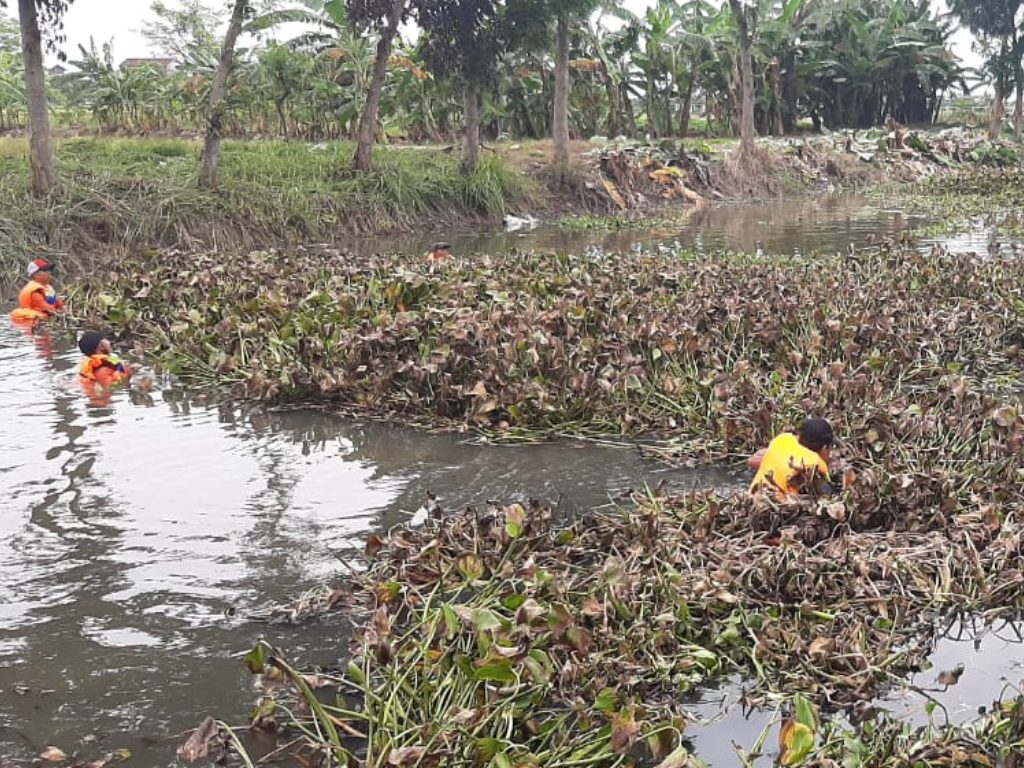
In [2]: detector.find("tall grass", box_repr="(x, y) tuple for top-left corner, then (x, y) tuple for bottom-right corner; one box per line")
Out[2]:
(0, 138), (540, 274)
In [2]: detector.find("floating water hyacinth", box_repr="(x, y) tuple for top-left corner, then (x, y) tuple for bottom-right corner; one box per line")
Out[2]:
(72, 227), (1024, 767)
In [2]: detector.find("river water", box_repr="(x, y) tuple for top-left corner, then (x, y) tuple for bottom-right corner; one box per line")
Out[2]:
(1, 195), (1020, 767)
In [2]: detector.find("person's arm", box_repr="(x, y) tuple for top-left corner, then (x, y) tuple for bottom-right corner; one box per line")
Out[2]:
(748, 448), (768, 471)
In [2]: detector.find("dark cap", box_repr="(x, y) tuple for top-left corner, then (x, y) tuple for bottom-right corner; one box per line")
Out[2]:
(798, 417), (834, 452)
(431, 242), (451, 251)
(78, 331), (105, 357)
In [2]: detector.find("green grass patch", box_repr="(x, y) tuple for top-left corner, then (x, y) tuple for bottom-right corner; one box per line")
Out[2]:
(0, 137), (539, 273)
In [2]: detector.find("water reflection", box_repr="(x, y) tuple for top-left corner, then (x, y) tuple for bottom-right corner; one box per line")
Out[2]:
(876, 616), (1024, 725)
(357, 194), (932, 259)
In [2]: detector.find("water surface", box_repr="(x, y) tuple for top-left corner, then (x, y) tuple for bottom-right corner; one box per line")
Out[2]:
(0, 323), (734, 765)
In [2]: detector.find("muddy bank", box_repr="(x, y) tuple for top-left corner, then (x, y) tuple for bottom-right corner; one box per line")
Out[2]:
(549, 127), (1018, 217)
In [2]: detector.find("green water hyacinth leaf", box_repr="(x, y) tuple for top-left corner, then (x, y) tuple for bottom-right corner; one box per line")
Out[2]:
(594, 687), (618, 715)
(441, 603), (459, 639)
(472, 608), (503, 633)
(244, 642), (267, 674)
(779, 720), (814, 766)
(346, 661), (366, 685)
(473, 658), (516, 683)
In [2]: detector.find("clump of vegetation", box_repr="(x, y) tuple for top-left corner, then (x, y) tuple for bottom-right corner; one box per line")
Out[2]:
(71, 240), (1024, 451)
(811, 700), (1024, 765)
(179, 466), (1024, 767)
(876, 165), (1024, 238)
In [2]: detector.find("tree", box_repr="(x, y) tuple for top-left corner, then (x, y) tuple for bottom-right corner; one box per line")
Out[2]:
(0, 10), (17, 51)
(415, 0), (501, 172)
(0, 12), (24, 130)
(348, 0), (410, 171)
(142, 0), (224, 64)
(199, 0), (251, 188)
(949, 0), (1024, 139)
(5, 0), (74, 194)
(728, 0), (755, 158)
(503, 0), (597, 172)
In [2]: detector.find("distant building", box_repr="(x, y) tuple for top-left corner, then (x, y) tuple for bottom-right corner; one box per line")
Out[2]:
(120, 58), (175, 72)
(47, 65), (67, 76)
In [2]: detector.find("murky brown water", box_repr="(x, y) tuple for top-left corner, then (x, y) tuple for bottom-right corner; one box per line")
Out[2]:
(2, 196), (1020, 766)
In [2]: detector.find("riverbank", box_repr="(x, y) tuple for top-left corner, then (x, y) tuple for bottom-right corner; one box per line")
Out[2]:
(0, 137), (538, 272)
(1, 128), (1015, 274)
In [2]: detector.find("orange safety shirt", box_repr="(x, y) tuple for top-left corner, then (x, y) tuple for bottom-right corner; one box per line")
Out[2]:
(79, 354), (131, 388)
(749, 432), (829, 497)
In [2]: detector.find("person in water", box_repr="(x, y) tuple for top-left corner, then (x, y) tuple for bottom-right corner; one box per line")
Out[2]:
(10, 259), (64, 322)
(749, 417), (834, 497)
(78, 331), (139, 389)
(426, 242), (452, 262)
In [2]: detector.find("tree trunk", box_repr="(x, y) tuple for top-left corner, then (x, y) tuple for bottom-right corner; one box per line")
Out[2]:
(552, 11), (571, 169)
(352, 0), (405, 172)
(622, 81), (638, 137)
(1015, 75), (1023, 141)
(645, 72), (657, 138)
(461, 83), (480, 174)
(199, 0), (247, 188)
(769, 58), (783, 136)
(275, 99), (288, 137)
(781, 54), (798, 133)
(989, 78), (1005, 141)
(18, 0), (57, 195)
(602, 66), (622, 138)
(728, 0), (756, 158)
(679, 74), (694, 138)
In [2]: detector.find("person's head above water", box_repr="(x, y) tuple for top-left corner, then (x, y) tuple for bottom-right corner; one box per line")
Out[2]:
(78, 331), (113, 357)
(798, 417), (834, 453)
(27, 258), (54, 285)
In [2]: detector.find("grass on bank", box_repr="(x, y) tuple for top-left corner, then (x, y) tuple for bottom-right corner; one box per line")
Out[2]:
(0, 137), (539, 273)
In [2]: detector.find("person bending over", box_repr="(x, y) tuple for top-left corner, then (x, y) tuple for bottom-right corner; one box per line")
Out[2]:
(749, 417), (833, 498)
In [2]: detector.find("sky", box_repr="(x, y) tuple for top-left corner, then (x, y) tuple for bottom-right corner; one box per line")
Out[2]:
(43, 0), (982, 71)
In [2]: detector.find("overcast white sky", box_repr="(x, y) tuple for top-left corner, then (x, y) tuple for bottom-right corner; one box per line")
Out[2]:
(42, 0), (981, 71)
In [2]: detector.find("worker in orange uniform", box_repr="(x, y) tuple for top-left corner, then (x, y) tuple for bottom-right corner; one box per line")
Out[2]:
(78, 331), (139, 390)
(749, 417), (834, 498)
(10, 259), (64, 322)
